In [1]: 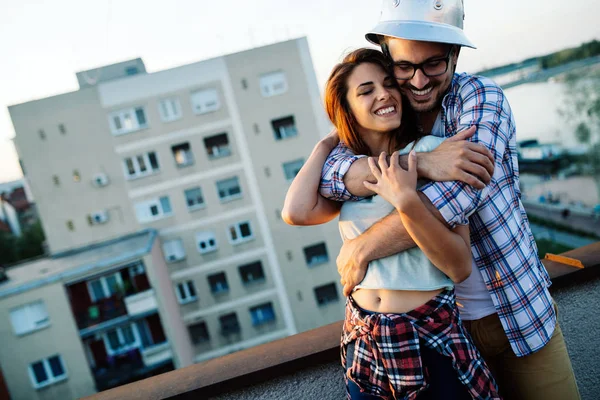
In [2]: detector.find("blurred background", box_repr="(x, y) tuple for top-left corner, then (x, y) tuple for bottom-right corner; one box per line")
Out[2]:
(0, 1), (598, 399)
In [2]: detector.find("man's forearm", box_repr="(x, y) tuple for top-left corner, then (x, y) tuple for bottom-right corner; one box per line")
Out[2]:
(344, 155), (411, 197)
(352, 209), (417, 263)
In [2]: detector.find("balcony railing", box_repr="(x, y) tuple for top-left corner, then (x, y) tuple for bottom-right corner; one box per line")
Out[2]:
(76, 296), (128, 331)
(141, 342), (172, 367)
(124, 289), (157, 317)
(83, 242), (600, 400)
(92, 348), (144, 392)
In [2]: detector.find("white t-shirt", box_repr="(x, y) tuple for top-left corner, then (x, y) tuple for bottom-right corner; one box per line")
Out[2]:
(430, 114), (496, 321)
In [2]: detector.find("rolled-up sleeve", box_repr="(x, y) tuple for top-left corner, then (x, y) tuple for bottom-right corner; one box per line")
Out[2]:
(420, 78), (512, 228)
(319, 142), (366, 202)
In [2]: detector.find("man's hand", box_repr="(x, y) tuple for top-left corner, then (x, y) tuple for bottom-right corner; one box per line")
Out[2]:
(418, 126), (495, 189)
(337, 238), (368, 296)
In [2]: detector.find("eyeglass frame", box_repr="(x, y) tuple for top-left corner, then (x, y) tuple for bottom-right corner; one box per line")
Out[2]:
(387, 48), (455, 80)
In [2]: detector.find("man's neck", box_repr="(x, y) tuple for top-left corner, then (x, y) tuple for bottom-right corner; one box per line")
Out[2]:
(417, 107), (441, 134)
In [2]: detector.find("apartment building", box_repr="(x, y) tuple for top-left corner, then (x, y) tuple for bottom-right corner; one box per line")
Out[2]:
(4, 38), (346, 396)
(0, 230), (189, 400)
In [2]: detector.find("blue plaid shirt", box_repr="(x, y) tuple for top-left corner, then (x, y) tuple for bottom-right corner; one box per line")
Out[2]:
(320, 72), (555, 357)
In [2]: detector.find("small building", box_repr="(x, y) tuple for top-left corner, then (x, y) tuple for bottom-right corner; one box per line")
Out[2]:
(0, 229), (190, 399)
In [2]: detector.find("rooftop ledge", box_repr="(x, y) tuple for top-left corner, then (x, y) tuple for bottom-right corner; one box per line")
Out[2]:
(85, 242), (600, 400)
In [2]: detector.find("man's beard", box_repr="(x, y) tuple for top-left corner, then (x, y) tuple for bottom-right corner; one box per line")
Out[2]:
(402, 88), (444, 113)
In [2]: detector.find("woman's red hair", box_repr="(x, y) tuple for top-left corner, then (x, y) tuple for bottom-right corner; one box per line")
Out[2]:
(324, 48), (419, 155)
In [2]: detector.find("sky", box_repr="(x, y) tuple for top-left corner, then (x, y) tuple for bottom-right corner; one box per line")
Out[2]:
(1, 0), (599, 184)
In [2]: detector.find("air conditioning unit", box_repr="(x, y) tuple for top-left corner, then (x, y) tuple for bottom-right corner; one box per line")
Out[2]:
(91, 210), (109, 224)
(93, 173), (109, 187)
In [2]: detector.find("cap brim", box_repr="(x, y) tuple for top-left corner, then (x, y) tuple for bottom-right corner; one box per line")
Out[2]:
(366, 20), (476, 49)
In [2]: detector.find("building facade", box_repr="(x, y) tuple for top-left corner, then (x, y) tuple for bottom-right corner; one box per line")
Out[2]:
(4, 38), (345, 397)
(0, 230), (187, 400)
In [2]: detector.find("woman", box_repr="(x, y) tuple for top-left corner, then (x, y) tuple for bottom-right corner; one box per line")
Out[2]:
(282, 49), (499, 399)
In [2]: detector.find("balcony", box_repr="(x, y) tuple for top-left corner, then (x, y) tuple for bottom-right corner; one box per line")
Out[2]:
(141, 342), (172, 367)
(76, 296), (128, 332)
(92, 347), (174, 392)
(83, 242), (600, 400)
(124, 289), (158, 317)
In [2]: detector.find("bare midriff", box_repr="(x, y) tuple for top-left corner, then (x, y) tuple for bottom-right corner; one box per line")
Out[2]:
(352, 288), (444, 314)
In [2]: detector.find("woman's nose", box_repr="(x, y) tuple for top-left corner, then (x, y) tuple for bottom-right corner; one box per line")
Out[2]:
(377, 87), (391, 101)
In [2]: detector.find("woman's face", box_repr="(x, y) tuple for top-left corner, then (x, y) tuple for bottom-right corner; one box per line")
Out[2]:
(345, 62), (402, 135)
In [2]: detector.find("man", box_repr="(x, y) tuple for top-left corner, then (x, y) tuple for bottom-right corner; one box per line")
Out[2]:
(319, 1), (580, 399)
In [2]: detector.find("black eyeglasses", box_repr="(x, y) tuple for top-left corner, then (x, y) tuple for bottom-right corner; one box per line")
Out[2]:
(389, 49), (454, 80)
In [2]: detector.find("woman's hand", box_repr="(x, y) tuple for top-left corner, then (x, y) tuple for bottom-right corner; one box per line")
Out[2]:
(363, 150), (420, 211)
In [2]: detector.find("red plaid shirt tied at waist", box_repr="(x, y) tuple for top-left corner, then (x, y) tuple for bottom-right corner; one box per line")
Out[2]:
(341, 290), (501, 399)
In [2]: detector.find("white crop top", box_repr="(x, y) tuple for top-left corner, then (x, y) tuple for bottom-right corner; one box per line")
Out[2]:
(338, 135), (454, 291)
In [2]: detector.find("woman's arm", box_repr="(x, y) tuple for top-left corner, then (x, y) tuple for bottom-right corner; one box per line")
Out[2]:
(364, 151), (471, 283)
(282, 131), (343, 226)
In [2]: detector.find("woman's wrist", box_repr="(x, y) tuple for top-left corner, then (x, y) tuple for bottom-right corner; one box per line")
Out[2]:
(393, 191), (421, 214)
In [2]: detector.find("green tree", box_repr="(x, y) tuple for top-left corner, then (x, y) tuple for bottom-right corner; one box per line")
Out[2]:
(0, 221), (46, 265)
(0, 231), (18, 265)
(15, 221), (46, 260)
(558, 68), (600, 200)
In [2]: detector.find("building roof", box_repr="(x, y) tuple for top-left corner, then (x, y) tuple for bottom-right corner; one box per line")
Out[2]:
(0, 229), (157, 299)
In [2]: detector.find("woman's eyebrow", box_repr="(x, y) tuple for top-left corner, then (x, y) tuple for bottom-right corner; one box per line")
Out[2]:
(357, 81), (374, 88)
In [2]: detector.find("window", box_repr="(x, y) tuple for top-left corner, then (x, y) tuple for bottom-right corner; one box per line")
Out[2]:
(10, 301), (50, 335)
(104, 324), (140, 356)
(171, 143), (194, 167)
(125, 66), (139, 76)
(58, 124), (66, 134)
(207, 272), (229, 294)
(239, 261), (265, 284)
(28, 355), (67, 389)
(123, 151), (160, 179)
(260, 71), (288, 97)
(176, 281), (197, 304)
(159, 97), (182, 122)
(135, 196), (173, 223)
(314, 282), (339, 306)
(162, 238), (186, 262)
(203, 133), (231, 159)
(282, 159), (305, 181)
(219, 313), (240, 336)
(216, 176), (242, 202)
(184, 187), (205, 210)
(195, 231), (218, 254)
(189, 321), (210, 344)
(228, 221), (253, 245)
(303, 242), (329, 267)
(109, 106), (148, 135)
(249, 302), (276, 326)
(87, 272), (123, 302)
(190, 88), (220, 114)
(271, 116), (297, 140)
